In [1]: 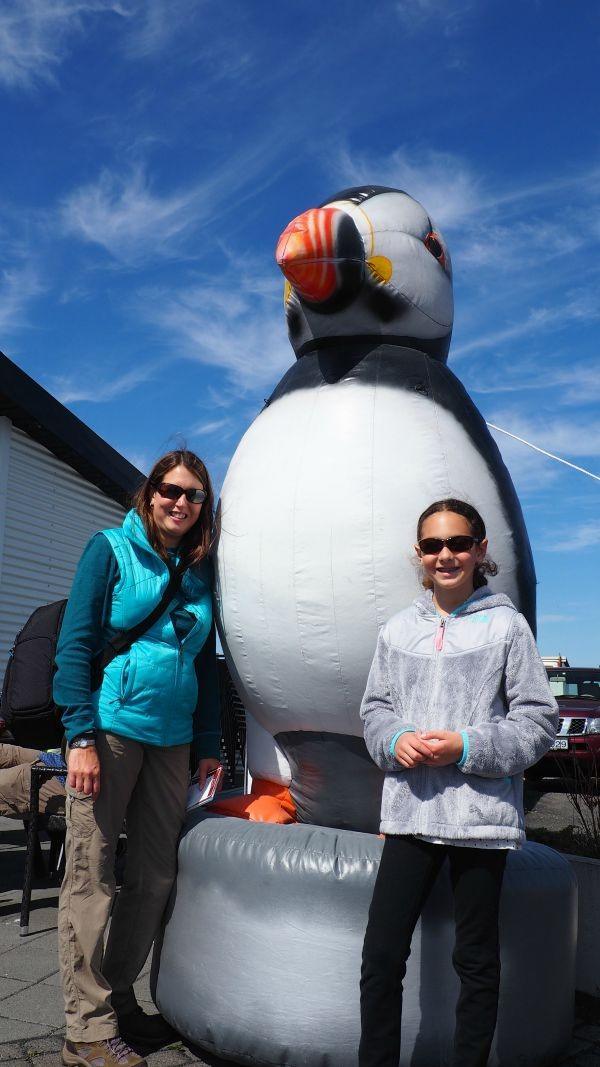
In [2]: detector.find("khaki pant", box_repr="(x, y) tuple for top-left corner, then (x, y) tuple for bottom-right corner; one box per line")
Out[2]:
(0, 743), (65, 819)
(58, 731), (189, 1041)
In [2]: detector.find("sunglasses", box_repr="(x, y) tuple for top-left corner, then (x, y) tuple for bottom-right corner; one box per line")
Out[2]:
(153, 481), (207, 505)
(418, 535), (481, 555)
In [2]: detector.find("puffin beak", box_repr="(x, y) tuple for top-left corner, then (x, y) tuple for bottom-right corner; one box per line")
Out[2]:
(275, 207), (364, 304)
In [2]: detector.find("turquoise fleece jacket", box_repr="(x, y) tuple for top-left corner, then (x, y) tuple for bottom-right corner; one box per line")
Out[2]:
(54, 515), (220, 760)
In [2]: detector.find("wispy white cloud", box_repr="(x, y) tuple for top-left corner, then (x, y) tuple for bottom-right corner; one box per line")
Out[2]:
(489, 427), (562, 495)
(471, 358), (600, 407)
(60, 165), (199, 265)
(189, 417), (232, 436)
(457, 214), (591, 273)
(395, 0), (475, 34)
(333, 144), (600, 253)
(453, 288), (600, 359)
(486, 403), (600, 499)
(0, 264), (44, 332)
(122, 447), (149, 474)
(333, 145), (482, 230)
(488, 409), (600, 461)
(542, 521), (600, 553)
(120, 0), (208, 59)
(48, 360), (157, 403)
(60, 130), (288, 265)
(122, 0), (254, 79)
(0, 0), (126, 90)
(141, 266), (291, 395)
(538, 614), (577, 623)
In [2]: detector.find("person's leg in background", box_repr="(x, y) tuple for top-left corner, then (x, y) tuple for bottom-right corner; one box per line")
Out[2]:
(0, 743), (65, 818)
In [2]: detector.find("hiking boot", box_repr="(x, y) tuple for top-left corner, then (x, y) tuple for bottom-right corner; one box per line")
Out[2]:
(116, 1005), (178, 1050)
(62, 1037), (147, 1067)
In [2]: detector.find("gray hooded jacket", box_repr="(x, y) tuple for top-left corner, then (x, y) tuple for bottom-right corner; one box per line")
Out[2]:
(360, 588), (558, 844)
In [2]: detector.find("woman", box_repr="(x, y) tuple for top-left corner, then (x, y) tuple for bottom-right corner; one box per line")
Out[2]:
(54, 450), (221, 1067)
(359, 499), (558, 1067)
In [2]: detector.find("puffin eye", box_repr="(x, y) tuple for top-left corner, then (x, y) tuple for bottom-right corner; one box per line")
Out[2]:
(424, 232), (446, 267)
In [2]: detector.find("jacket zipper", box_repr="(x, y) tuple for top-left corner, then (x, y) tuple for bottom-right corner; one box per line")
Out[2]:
(435, 617), (446, 652)
(163, 644), (184, 745)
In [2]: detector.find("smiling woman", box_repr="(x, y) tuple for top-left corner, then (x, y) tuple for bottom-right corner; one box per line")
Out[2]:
(133, 453), (213, 560)
(53, 448), (221, 1067)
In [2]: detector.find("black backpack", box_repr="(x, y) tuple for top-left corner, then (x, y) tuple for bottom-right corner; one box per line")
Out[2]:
(1, 600), (68, 749)
(0, 563), (186, 750)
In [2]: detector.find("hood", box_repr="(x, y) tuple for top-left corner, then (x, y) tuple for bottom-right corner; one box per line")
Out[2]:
(414, 587), (516, 620)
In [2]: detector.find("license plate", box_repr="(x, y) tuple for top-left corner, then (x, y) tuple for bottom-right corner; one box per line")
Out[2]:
(551, 739), (569, 751)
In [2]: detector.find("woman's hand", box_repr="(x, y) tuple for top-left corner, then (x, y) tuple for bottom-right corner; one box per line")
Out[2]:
(67, 746), (101, 798)
(195, 757), (223, 791)
(419, 730), (464, 767)
(393, 732), (436, 769)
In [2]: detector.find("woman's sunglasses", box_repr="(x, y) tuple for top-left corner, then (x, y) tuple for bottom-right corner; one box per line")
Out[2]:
(153, 481), (207, 505)
(418, 536), (480, 555)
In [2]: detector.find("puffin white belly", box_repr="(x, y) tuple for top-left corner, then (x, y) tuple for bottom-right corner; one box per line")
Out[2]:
(215, 379), (519, 742)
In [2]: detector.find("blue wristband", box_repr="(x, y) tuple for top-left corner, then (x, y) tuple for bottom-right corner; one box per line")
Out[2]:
(389, 726), (415, 756)
(456, 730), (469, 769)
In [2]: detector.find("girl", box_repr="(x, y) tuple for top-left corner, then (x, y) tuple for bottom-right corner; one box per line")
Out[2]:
(54, 450), (221, 1067)
(359, 498), (558, 1067)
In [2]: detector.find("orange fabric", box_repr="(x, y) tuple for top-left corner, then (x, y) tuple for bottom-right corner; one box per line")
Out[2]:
(207, 778), (297, 824)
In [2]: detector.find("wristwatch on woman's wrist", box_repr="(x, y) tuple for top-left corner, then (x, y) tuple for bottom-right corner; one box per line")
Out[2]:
(70, 733), (97, 749)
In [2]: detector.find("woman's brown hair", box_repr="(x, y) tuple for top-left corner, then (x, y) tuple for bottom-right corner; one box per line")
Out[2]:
(132, 449), (214, 567)
(416, 498), (499, 591)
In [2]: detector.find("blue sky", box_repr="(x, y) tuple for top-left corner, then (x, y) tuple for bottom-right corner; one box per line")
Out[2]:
(0, 0), (598, 664)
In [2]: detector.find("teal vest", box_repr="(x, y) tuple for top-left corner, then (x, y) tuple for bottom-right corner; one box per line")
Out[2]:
(91, 510), (212, 747)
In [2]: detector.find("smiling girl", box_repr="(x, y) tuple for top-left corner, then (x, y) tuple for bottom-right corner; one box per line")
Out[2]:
(359, 498), (558, 1067)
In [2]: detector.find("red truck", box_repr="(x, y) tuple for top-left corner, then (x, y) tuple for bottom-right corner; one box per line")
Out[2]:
(526, 667), (600, 779)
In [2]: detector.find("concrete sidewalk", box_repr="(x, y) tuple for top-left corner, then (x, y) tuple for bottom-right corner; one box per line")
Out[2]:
(1, 815), (599, 1067)
(0, 816), (218, 1067)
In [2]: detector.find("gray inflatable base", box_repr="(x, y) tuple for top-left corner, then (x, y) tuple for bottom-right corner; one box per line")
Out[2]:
(152, 815), (577, 1067)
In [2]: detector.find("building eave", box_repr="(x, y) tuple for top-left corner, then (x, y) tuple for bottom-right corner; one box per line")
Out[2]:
(0, 350), (143, 508)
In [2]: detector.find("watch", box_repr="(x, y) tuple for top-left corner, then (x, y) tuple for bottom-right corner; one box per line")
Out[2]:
(70, 735), (97, 749)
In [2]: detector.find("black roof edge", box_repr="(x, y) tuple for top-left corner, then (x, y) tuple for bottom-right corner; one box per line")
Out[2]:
(0, 350), (144, 508)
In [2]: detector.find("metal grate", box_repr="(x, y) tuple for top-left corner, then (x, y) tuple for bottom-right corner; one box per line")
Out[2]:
(217, 656), (246, 788)
(566, 718), (586, 736)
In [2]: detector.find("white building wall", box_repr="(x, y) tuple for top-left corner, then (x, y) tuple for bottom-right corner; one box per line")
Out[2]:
(0, 417), (127, 678)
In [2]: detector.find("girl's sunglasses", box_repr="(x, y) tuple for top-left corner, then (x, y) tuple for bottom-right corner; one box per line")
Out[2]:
(418, 535), (480, 555)
(153, 481), (207, 505)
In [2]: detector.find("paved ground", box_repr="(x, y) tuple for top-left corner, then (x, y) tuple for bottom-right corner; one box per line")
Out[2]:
(1, 785), (600, 1066)
(0, 816), (225, 1067)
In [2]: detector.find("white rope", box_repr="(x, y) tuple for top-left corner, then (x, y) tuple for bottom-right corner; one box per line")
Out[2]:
(486, 422), (600, 483)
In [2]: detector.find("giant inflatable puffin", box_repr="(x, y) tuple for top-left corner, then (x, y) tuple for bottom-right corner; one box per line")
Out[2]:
(152, 188), (576, 1067)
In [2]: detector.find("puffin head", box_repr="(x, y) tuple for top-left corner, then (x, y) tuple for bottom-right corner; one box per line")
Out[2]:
(275, 185), (453, 363)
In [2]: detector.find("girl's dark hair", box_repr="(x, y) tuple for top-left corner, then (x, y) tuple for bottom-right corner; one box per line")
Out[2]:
(416, 498), (499, 591)
(132, 449), (214, 567)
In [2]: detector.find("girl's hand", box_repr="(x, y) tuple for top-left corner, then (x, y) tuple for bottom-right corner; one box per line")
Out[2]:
(67, 745), (101, 798)
(393, 732), (436, 769)
(195, 757), (222, 791)
(419, 730), (464, 767)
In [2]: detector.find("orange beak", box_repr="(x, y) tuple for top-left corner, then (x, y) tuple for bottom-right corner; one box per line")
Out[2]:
(275, 207), (362, 304)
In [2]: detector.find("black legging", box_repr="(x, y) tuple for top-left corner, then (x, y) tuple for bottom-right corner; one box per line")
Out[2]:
(359, 835), (507, 1067)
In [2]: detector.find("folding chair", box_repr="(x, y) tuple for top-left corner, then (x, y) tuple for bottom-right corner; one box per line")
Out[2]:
(20, 761), (67, 936)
